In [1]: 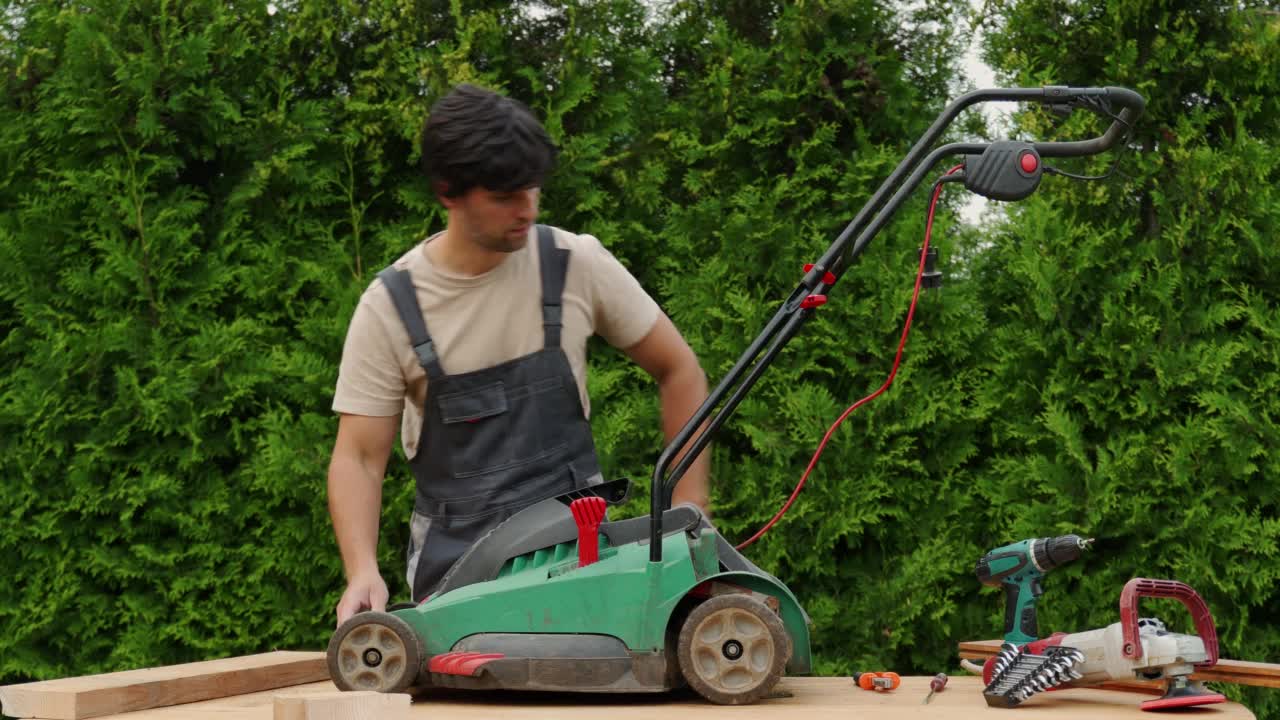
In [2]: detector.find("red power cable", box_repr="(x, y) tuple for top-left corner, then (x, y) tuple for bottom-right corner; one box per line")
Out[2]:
(736, 165), (965, 551)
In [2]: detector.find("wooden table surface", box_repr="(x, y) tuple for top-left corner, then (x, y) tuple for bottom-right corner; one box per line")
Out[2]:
(77, 675), (1255, 720)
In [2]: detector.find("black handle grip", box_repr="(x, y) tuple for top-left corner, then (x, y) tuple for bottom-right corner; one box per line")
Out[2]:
(1002, 583), (1019, 636)
(1031, 86), (1146, 158)
(1003, 581), (1040, 640)
(1020, 603), (1039, 639)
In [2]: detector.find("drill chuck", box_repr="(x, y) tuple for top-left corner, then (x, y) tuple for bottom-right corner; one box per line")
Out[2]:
(1033, 534), (1093, 572)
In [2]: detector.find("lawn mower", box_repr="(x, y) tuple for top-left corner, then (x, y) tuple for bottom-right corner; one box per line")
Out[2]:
(326, 85), (1146, 705)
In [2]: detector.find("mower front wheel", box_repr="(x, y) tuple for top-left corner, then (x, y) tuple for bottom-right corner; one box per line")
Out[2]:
(677, 593), (789, 705)
(327, 611), (424, 693)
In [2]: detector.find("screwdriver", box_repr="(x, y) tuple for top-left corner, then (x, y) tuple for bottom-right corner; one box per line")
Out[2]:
(923, 673), (947, 704)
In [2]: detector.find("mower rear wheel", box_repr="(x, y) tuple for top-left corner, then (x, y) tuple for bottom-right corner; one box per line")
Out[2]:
(677, 593), (789, 705)
(327, 611), (424, 693)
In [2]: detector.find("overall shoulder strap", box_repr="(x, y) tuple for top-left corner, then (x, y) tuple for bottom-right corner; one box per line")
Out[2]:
(377, 266), (446, 380)
(537, 225), (571, 349)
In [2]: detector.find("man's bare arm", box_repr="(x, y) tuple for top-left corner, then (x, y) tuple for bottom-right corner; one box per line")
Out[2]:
(328, 412), (399, 624)
(622, 312), (711, 511)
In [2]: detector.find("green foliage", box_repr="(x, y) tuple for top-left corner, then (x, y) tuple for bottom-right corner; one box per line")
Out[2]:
(974, 0), (1280, 715)
(0, 0), (666, 683)
(0, 0), (369, 681)
(2, 1), (1277, 718)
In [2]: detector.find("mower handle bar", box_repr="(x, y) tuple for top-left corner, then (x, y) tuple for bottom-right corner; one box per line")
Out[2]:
(981, 86), (1144, 158)
(648, 86), (1146, 561)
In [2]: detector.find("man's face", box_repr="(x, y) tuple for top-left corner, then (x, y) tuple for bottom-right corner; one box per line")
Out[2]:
(447, 186), (540, 253)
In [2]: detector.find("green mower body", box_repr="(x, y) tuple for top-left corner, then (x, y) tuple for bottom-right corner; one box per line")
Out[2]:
(328, 484), (812, 705)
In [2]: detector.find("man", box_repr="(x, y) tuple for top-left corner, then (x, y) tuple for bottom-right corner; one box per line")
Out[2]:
(327, 84), (711, 625)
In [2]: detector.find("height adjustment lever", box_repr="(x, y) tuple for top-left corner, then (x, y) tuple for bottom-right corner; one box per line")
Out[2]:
(569, 497), (606, 567)
(964, 141), (1043, 201)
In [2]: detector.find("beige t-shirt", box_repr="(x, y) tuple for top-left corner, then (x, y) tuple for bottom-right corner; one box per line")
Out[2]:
(332, 225), (661, 459)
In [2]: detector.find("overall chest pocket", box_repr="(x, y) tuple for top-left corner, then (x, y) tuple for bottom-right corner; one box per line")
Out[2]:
(438, 381), (509, 424)
(435, 380), (567, 483)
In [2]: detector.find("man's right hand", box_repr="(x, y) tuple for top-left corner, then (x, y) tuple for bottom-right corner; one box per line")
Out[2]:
(328, 413), (399, 627)
(335, 572), (390, 626)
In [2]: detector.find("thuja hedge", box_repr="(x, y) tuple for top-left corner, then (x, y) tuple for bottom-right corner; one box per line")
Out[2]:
(970, 2), (1280, 715)
(1, 1), (1275, 716)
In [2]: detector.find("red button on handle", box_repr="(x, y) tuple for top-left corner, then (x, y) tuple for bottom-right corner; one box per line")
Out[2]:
(1020, 152), (1039, 173)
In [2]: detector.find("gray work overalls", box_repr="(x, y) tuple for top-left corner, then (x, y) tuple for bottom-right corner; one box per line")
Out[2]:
(377, 225), (603, 602)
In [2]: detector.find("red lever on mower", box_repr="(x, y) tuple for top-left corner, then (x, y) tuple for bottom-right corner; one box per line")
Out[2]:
(1119, 578), (1219, 668)
(570, 497), (606, 567)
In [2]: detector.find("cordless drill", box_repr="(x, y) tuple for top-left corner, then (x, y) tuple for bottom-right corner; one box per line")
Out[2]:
(975, 535), (1093, 644)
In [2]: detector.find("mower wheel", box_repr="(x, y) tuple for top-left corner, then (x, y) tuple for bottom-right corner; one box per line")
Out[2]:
(327, 611), (424, 693)
(677, 593), (790, 705)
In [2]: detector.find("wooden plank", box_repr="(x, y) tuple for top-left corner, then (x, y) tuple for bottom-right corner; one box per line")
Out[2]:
(78, 676), (1257, 720)
(959, 639), (1280, 689)
(273, 691), (410, 720)
(0, 651), (327, 720)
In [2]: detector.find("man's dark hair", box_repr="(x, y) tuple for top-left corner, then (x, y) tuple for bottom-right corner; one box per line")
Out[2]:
(420, 84), (558, 198)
